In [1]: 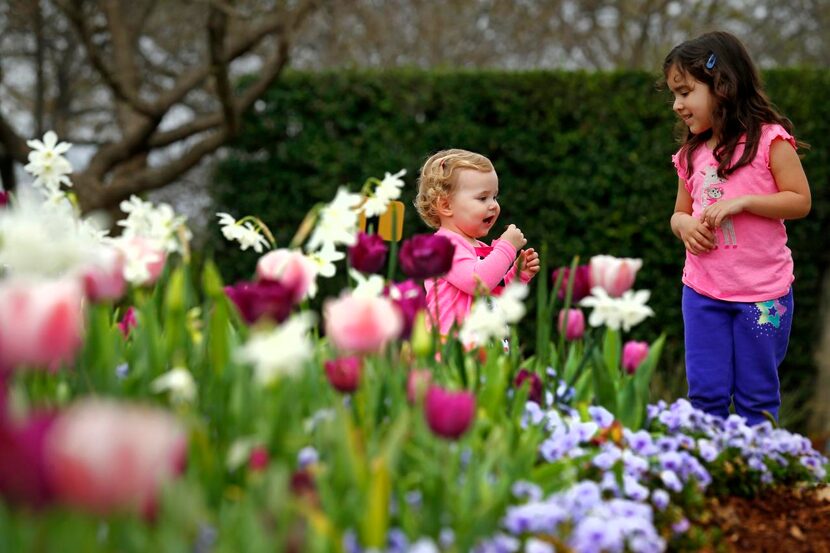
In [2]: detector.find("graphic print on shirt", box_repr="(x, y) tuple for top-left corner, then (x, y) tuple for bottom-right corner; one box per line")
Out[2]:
(701, 166), (737, 248)
(474, 245), (505, 296)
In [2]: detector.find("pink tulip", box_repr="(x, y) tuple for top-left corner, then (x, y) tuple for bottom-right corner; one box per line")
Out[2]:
(513, 369), (543, 404)
(0, 411), (56, 507)
(622, 341), (649, 374)
(589, 255), (642, 297)
(118, 306), (138, 337)
(44, 399), (187, 516)
(0, 278), (85, 374)
(424, 386), (476, 440)
(81, 246), (127, 302)
(557, 309), (586, 341)
(118, 237), (167, 286)
(324, 293), (402, 354)
(407, 368), (433, 404)
(324, 356), (362, 393)
(256, 249), (317, 302)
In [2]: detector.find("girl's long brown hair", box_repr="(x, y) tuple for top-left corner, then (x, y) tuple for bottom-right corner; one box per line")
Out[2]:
(663, 31), (805, 180)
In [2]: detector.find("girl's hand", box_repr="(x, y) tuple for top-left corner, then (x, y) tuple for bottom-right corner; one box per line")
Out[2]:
(518, 248), (540, 280)
(500, 224), (527, 250)
(675, 214), (715, 255)
(701, 197), (746, 227)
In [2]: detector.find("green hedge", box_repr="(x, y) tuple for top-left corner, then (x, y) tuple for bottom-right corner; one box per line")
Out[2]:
(210, 69), (830, 429)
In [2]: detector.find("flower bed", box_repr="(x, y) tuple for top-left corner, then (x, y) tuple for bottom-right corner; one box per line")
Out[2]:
(0, 135), (827, 552)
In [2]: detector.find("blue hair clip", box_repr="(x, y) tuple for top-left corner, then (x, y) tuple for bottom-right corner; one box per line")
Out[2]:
(706, 53), (717, 69)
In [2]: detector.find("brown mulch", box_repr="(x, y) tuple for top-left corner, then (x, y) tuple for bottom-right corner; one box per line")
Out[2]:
(706, 485), (830, 553)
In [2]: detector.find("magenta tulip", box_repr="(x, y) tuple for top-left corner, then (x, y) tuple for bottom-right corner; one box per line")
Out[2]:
(44, 399), (187, 516)
(385, 279), (427, 339)
(0, 412), (56, 507)
(249, 446), (269, 472)
(622, 341), (649, 374)
(589, 255), (642, 298)
(225, 278), (296, 325)
(0, 190), (8, 207)
(513, 369), (544, 405)
(118, 306), (138, 337)
(324, 293), (402, 354)
(0, 278), (85, 374)
(551, 264), (592, 302)
(557, 308), (586, 341)
(398, 234), (455, 279)
(424, 386), (475, 440)
(348, 232), (388, 274)
(324, 356), (362, 393)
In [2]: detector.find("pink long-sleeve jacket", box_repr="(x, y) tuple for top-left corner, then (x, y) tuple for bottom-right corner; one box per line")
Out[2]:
(424, 227), (531, 334)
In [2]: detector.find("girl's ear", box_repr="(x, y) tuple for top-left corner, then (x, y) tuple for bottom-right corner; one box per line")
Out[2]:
(436, 195), (452, 217)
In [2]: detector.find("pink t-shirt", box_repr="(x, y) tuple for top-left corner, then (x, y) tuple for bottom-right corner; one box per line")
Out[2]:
(424, 227), (530, 334)
(672, 123), (796, 302)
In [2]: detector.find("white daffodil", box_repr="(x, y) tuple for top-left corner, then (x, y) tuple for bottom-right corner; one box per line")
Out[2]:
(493, 283), (528, 324)
(360, 169), (406, 218)
(216, 212), (270, 253)
(459, 299), (509, 348)
(307, 242), (344, 279)
(236, 313), (316, 386)
(24, 131), (73, 193)
(0, 187), (104, 278)
(150, 367), (197, 403)
(118, 195), (191, 254)
(580, 287), (654, 332)
(306, 187), (362, 252)
(349, 268), (385, 298)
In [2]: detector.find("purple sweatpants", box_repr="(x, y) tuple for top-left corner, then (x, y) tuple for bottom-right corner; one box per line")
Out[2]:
(682, 285), (793, 425)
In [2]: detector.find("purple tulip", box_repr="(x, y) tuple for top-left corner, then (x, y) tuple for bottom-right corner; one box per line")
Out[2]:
(0, 190), (8, 208)
(557, 308), (586, 341)
(424, 386), (475, 440)
(324, 356), (362, 393)
(514, 369), (544, 404)
(348, 232), (388, 274)
(225, 278), (295, 324)
(622, 341), (649, 374)
(0, 411), (56, 507)
(385, 279), (427, 339)
(399, 234), (455, 279)
(118, 306), (137, 337)
(551, 264), (592, 302)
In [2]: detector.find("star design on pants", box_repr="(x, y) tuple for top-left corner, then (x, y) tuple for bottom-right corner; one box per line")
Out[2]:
(756, 299), (787, 328)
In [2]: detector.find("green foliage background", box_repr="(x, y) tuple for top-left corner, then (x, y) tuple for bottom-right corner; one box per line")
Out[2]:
(210, 69), (830, 429)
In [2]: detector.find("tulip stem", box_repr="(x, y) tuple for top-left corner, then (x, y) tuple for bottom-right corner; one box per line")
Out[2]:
(386, 208), (399, 281)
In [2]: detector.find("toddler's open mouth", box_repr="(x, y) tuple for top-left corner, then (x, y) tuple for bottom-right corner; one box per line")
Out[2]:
(483, 216), (494, 224)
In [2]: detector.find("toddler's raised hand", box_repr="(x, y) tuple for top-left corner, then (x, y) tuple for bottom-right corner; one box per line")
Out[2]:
(500, 224), (527, 250)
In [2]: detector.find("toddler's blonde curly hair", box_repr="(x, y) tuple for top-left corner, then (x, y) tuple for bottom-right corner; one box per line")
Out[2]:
(414, 149), (494, 229)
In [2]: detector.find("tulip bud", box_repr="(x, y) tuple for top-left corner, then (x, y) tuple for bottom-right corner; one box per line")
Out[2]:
(410, 311), (433, 358)
(324, 356), (362, 393)
(622, 341), (649, 374)
(398, 234), (455, 279)
(424, 386), (475, 440)
(551, 265), (592, 302)
(557, 309), (586, 341)
(407, 369), (432, 404)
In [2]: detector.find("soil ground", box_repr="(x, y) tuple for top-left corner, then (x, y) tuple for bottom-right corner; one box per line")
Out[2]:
(705, 485), (830, 552)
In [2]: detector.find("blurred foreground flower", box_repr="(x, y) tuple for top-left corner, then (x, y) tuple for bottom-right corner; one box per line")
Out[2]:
(589, 255), (642, 297)
(236, 313), (315, 385)
(399, 234), (454, 279)
(44, 399), (187, 516)
(324, 356), (362, 393)
(424, 386), (476, 440)
(514, 369), (543, 405)
(324, 293), (402, 354)
(0, 411), (56, 507)
(386, 279), (427, 339)
(225, 279), (296, 325)
(150, 367), (198, 404)
(118, 306), (137, 337)
(80, 246), (127, 302)
(407, 369), (433, 404)
(115, 236), (167, 286)
(0, 190), (8, 207)
(622, 341), (650, 374)
(256, 248), (318, 301)
(0, 277), (85, 373)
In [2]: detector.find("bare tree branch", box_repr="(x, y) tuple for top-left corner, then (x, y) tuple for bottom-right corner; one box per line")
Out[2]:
(208, 2), (238, 136)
